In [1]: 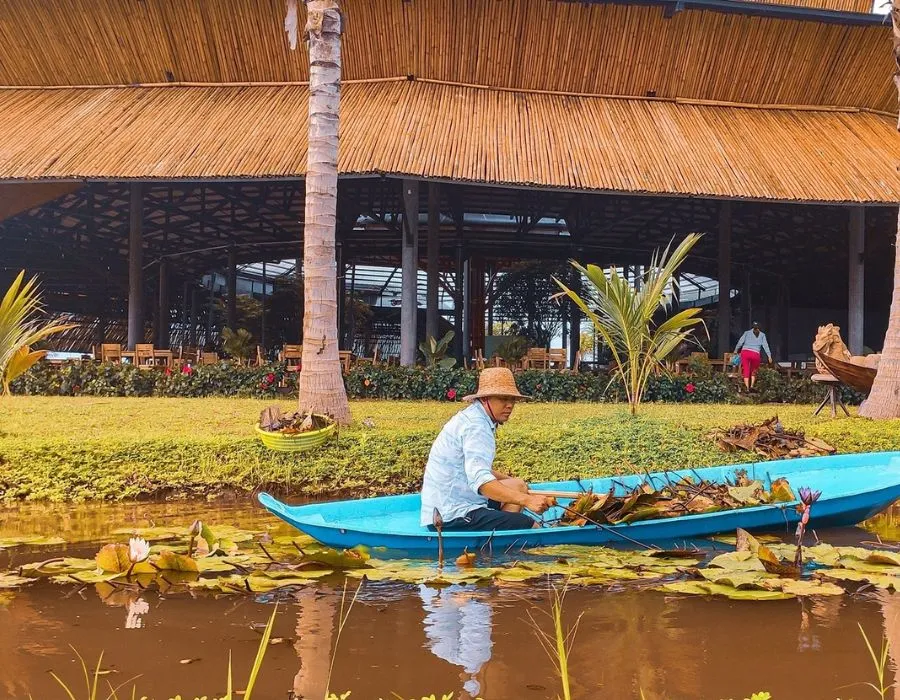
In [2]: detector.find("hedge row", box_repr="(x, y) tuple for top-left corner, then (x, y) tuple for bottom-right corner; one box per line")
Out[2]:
(11, 361), (863, 404)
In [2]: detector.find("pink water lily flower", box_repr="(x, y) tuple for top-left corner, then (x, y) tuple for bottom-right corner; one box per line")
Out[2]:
(128, 536), (150, 563)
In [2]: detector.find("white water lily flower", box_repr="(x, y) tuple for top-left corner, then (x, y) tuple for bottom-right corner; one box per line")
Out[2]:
(128, 537), (150, 563)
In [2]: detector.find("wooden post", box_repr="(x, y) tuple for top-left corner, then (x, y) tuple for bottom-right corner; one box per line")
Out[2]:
(848, 207), (865, 355)
(227, 247), (237, 331)
(568, 264), (582, 367)
(717, 201), (732, 358)
(462, 256), (471, 362)
(127, 183), (143, 349)
(157, 258), (170, 348)
(190, 286), (199, 347)
(426, 182), (441, 342)
(454, 240), (464, 363)
(346, 263), (356, 352)
(400, 179), (419, 366)
(336, 239), (345, 350)
(261, 262), (267, 354)
(205, 278), (215, 349)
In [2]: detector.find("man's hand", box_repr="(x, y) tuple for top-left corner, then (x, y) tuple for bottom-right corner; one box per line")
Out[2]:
(522, 493), (556, 514)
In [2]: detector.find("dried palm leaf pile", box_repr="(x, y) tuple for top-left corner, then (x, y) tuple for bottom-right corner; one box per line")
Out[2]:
(258, 406), (332, 434)
(708, 416), (835, 459)
(559, 469), (795, 527)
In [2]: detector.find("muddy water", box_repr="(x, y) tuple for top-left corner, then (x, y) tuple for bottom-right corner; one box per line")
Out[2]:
(2, 500), (900, 700)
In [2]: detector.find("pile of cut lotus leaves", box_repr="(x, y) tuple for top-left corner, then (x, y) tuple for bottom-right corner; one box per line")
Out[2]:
(4, 520), (900, 603)
(560, 469), (795, 526)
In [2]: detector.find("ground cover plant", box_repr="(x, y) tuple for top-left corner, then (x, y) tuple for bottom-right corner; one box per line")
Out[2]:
(0, 398), (897, 502)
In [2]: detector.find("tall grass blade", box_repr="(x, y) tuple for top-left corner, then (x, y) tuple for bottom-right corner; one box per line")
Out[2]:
(325, 580), (363, 699)
(49, 672), (78, 700)
(244, 605), (278, 700)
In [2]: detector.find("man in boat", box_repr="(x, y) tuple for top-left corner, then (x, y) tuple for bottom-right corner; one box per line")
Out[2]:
(420, 367), (556, 531)
(734, 321), (773, 393)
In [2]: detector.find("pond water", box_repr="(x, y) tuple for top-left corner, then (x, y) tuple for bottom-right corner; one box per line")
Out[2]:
(2, 499), (900, 700)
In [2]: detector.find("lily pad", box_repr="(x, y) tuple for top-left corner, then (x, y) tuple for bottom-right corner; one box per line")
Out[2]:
(658, 580), (793, 600)
(698, 569), (779, 590)
(0, 535), (66, 548)
(0, 572), (32, 589)
(20, 557), (97, 577)
(95, 544), (155, 575)
(779, 579), (843, 597)
(152, 551), (200, 573)
(708, 551), (765, 572)
(818, 569), (900, 590)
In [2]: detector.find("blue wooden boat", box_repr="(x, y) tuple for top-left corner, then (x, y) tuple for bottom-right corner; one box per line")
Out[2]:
(258, 452), (900, 556)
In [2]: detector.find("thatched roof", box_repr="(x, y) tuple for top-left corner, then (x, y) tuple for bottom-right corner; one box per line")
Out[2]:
(1, 82), (898, 203)
(0, 0), (891, 110)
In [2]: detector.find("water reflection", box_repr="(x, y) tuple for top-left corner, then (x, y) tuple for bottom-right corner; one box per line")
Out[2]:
(419, 584), (493, 698)
(292, 589), (337, 700)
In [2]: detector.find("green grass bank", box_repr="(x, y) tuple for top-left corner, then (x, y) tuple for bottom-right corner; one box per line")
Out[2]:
(0, 397), (897, 501)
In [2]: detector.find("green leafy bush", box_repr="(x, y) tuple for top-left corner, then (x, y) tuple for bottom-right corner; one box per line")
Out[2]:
(11, 361), (862, 405)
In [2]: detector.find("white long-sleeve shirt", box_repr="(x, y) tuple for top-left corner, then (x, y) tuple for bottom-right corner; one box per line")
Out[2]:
(735, 330), (772, 360)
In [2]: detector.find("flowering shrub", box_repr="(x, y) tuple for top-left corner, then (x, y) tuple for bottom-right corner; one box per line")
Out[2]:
(11, 361), (862, 404)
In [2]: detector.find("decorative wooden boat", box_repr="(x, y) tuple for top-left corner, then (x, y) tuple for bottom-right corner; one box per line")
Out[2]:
(258, 452), (900, 555)
(815, 353), (877, 394)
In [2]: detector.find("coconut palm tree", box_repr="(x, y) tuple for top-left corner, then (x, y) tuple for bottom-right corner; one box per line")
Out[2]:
(554, 234), (705, 415)
(0, 271), (74, 395)
(860, 1), (900, 419)
(290, 0), (351, 424)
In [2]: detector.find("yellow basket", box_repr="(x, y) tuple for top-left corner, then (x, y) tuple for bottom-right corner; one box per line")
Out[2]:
(254, 420), (336, 453)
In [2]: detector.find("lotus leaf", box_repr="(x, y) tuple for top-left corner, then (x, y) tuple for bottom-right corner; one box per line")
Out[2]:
(757, 545), (800, 578)
(19, 557), (97, 577)
(834, 558), (900, 575)
(152, 551), (200, 573)
(778, 579), (843, 597)
(658, 580), (793, 600)
(53, 569), (123, 584)
(188, 573), (316, 594)
(0, 572), (32, 588)
(96, 544), (155, 575)
(708, 551), (765, 572)
(299, 547), (371, 569)
(711, 533), (781, 546)
(111, 526), (186, 541)
(192, 558), (238, 574)
(0, 534), (66, 548)
(698, 569), (779, 590)
(802, 543), (841, 567)
(817, 569), (900, 590)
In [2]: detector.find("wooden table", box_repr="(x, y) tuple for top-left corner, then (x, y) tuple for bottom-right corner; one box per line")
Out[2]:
(120, 350), (173, 367)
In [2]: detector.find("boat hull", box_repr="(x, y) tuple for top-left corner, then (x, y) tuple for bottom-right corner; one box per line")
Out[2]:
(815, 353), (877, 394)
(258, 452), (900, 555)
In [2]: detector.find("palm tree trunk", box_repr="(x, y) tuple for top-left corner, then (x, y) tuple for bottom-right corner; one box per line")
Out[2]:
(860, 0), (900, 419)
(298, 0), (351, 425)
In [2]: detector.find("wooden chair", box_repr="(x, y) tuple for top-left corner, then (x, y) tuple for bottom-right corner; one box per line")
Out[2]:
(525, 347), (549, 370)
(548, 348), (567, 370)
(134, 344), (156, 368)
(281, 344), (302, 372)
(200, 351), (219, 365)
(100, 343), (122, 363)
(723, 352), (741, 379)
(339, 350), (352, 374)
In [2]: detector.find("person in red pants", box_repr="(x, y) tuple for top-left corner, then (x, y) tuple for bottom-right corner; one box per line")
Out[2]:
(734, 321), (773, 392)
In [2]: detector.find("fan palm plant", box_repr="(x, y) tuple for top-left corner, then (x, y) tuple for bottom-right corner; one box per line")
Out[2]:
(554, 234), (705, 415)
(0, 270), (75, 395)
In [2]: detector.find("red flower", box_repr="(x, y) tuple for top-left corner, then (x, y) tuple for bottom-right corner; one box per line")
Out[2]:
(182, 364), (193, 375)
(685, 383), (696, 394)
(447, 388), (457, 400)
(265, 372), (275, 384)
(164, 367), (172, 376)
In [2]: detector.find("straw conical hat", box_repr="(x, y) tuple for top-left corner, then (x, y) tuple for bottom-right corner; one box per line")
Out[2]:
(463, 367), (529, 401)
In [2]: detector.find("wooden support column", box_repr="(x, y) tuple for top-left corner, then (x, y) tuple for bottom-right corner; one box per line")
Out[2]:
(336, 240), (345, 350)
(568, 264), (582, 367)
(189, 287), (199, 347)
(848, 207), (865, 355)
(469, 257), (486, 355)
(127, 184), (144, 349)
(426, 183), (441, 342)
(462, 256), (471, 362)
(261, 262), (267, 354)
(226, 248), (237, 331)
(454, 241), (464, 363)
(717, 201), (732, 358)
(345, 264), (356, 352)
(157, 258), (170, 348)
(400, 179), (419, 366)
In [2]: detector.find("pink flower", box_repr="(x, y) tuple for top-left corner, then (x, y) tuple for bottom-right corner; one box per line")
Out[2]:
(164, 367), (172, 376)
(685, 383), (696, 394)
(182, 364), (193, 375)
(447, 388), (457, 400)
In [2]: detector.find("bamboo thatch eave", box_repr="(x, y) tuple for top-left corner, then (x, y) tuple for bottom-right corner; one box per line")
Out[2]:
(0, 82), (898, 204)
(0, 0), (892, 110)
